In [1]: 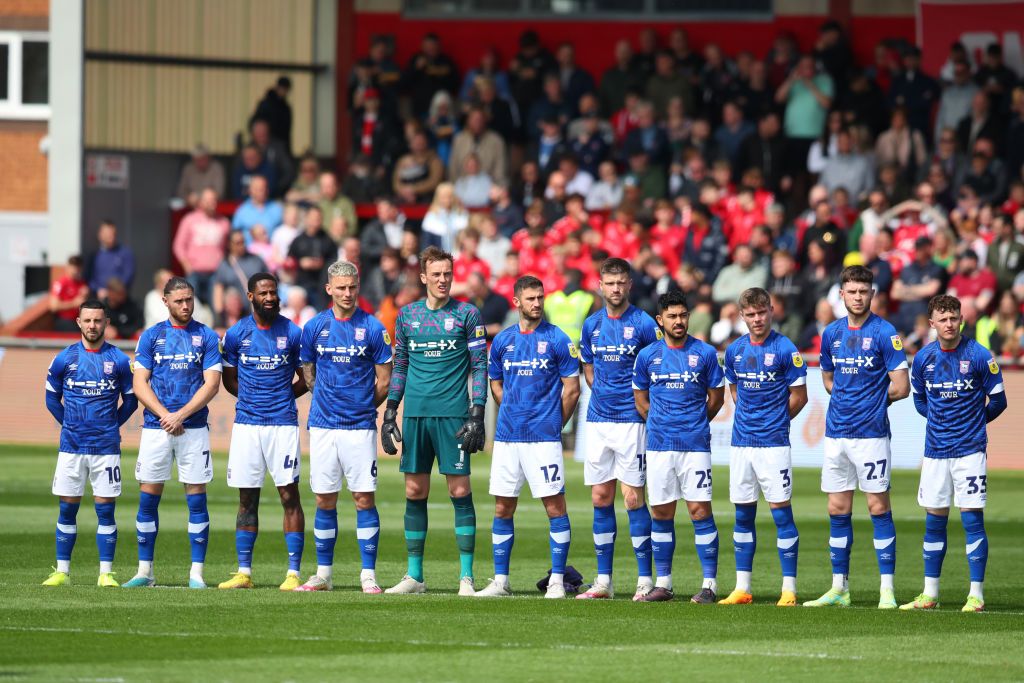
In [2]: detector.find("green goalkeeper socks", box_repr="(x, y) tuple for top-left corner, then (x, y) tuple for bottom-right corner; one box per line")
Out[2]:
(452, 493), (476, 579)
(404, 498), (428, 582)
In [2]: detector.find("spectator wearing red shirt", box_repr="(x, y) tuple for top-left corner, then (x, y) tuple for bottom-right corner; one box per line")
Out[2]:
(493, 252), (520, 306)
(563, 232), (599, 291)
(49, 255), (88, 332)
(547, 193), (600, 247)
(947, 251), (997, 314)
(648, 198), (685, 274)
(518, 224), (554, 278)
(722, 186), (765, 253)
(600, 206), (643, 261)
(451, 228), (492, 301)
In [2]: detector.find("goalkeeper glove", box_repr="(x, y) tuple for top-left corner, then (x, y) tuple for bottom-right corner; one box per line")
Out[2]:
(381, 400), (402, 455)
(455, 404), (486, 455)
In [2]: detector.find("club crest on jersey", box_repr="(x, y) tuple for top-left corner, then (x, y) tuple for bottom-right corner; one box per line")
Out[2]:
(355, 328), (366, 341)
(862, 337), (872, 350)
(444, 317), (454, 331)
(764, 353), (775, 367)
(960, 360), (971, 374)
(276, 336), (287, 350)
(103, 361), (114, 374)
(891, 335), (903, 351)
(192, 335), (202, 346)
(688, 354), (699, 368)
(537, 341), (548, 353)
(623, 326), (634, 340)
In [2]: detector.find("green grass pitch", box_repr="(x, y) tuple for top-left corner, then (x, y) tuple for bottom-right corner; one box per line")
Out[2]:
(1, 444), (1023, 682)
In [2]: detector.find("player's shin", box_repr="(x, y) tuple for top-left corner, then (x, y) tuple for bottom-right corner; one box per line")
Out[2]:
(492, 516), (514, 582)
(548, 515), (571, 584)
(962, 510), (987, 601)
(627, 505), (653, 582)
(651, 518), (675, 589)
(404, 498), (428, 582)
(451, 494), (476, 580)
(871, 511), (896, 589)
(828, 513), (853, 590)
(733, 504), (757, 592)
(186, 493), (210, 580)
(593, 504), (616, 585)
(356, 507), (380, 573)
(922, 512), (948, 598)
(313, 507), (338, 579)
(95, 501), (118, 575)
(55, 500), (80, 573)
(284, 531), (304, 574)
(692, 516), (719, 591)
(771, 506), (799, 593)
(135, 491), (161, 576)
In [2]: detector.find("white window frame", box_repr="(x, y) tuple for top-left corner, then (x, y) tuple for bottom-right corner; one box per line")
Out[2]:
(0, 31), (50, 120)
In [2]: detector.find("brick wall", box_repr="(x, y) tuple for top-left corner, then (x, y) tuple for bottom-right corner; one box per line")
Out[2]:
(0, 121), (48, 211)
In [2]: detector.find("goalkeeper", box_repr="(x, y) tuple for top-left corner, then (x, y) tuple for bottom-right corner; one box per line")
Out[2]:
(382, 246), (488, 596)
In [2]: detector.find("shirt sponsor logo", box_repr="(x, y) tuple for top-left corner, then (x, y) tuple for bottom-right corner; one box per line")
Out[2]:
(277, 336), (287, 350)
(192, 335), (202, 346)
(623, 326), (634, 340)
(688, 354), (699, 368)
(960, 360), (971, 374)
(103, 361), (114, 374)
(537, 340), (548, 353)
(862, 337), (873, 350)
(355, 328), (365, 341)
(444, 317), (455, 331)
(891, 335), (903, 351)
(764, 353), (775, 367)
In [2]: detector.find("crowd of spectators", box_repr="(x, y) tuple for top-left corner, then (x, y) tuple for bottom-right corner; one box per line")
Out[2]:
(125, 27), (1024, 359)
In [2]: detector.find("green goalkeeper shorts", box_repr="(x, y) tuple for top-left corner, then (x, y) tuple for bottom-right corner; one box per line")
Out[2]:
(400, 416), (470, 476)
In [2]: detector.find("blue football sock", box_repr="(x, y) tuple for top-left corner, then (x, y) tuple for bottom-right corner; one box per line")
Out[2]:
(828, 513), (853, 577)
(871, 511), (897, 577)
(356, 507), (380, 570)
(651, 518), (676, 580)
(548, 515), (571, 575)
(592, 504), (616, 577)
(313, 507), (338, 568)
(923, 512), (948, 581)
(771, 506), (799, 578)
(235, 529), (257, 569)
(185, 493), (210, 564)
(692, 516), (719, 580)
(627, 505), (653, 578)
(733, 504), (757, 573)
(55, 500), (80, 565)
(95, 501), (117, 563)
(492, 516), (515, 576)
(135, 491), (161, 563)
(962, 511), (987, 583)
(285, 531), (304, 572)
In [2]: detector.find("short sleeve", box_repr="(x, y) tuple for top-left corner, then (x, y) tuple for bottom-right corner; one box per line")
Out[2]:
(979, 348), (1004, 396)
(299, 319), (318, 364)
(722, 342), (737, 385)
(783, 339), (807, 386)
(910, 351), (927, 396)
(46, 352), (66, 394)
(289, 324), (303, 367)
(819, 326), (835, 372)
(118, 354), (135, 395)
(632, 351), (650, 391)
(203, 327), (223, 372)
(704, 346), (725, 389)
(221, 328), (239, 368)
(640, 313), (662, 345)
(557, 332), (580, 378)
(371, 321), (394, 365)
(579, 317), (594, 364)
(133, 329), (154, 371)
(880, 325), (908, 372)
(487, 334), (504, 381)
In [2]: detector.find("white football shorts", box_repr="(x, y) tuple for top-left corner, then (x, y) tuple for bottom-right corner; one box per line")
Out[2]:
(821, 436), (892, 494)
(917, 452), (987, 509)
(583, 421), (646, 487)
(646, 450), (713, 506)
(227, 423), (301, 488)
(136, 427), (213, 485)
(52, 452), (122, 498)
(309, 427), (377, 494)
(729, 445), (793, 504)
(489, 441), (565, 499)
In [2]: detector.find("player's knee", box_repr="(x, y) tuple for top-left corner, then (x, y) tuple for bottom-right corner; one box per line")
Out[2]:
(866, 496), (890, 516)
(591, 484), (614, 507)
(687, 502), (711, 521)
(405, 479), (427, 500)
(184, 483), (205, 496)
(447, 479), (470, 498)
(315, 493), (339, 510)
(622, 486), (644, 510)
(352, 492), (374, 510)
(279, 485), (302, 510)
(494, 498), (517, 518)
(543, 495), (567, 518)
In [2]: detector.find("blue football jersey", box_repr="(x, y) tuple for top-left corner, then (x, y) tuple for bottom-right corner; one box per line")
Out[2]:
(300, 308), (394, 431)
(133, 319), (222, 429)
(911, 338), (1005, 459)
(724, 331), (807, 447)
(632, 337), (724, 452)
(489, 321), (580, 443)
(45, 342), (135, 454)
(222, 315), (302, 426)
(580, 305), (661, 423)
(819, 313), (908, 439)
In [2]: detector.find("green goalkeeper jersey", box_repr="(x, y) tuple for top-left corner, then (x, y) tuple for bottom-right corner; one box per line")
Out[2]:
(387, 298), (488, 418)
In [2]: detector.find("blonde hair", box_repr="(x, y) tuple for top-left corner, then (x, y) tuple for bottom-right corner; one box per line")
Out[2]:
(429, 182), (465, 214)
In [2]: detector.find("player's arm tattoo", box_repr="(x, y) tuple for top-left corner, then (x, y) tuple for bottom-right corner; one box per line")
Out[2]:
(236, 488), (260, 530)
(301, 362), (317, 395)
